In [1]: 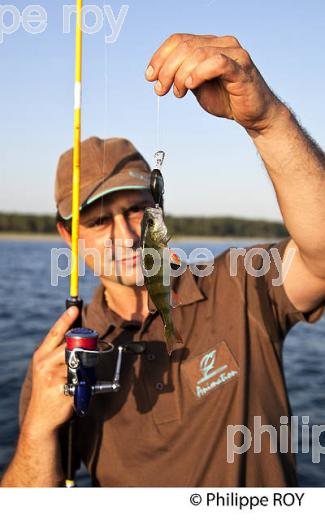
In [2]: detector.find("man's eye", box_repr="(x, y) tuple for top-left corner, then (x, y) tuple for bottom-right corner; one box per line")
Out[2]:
(126, 206), (144, 217)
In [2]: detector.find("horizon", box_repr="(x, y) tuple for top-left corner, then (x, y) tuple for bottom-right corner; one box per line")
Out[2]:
(0, 209), (285, 224)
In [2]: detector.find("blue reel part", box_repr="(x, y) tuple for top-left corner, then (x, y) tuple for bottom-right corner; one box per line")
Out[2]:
(74, 365), (97, 416)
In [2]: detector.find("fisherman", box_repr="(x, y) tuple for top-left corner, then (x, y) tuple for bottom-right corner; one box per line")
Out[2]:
(2, 33), (325, 487)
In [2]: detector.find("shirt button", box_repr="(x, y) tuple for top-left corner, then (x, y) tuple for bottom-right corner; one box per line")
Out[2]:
(155, 382), (164, 391)
(147, 353), (156, 361)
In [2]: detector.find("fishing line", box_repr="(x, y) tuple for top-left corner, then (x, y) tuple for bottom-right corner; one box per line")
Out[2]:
(156, 95), (161, 150)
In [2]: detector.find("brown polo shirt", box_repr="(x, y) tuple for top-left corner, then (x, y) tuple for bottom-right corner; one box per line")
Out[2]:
(19, 238), (324, 486)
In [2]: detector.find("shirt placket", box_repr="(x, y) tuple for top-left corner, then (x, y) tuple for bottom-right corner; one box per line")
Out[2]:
(132, 312), (181, 426)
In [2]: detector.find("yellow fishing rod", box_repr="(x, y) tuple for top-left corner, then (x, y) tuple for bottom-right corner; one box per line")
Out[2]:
(71, 0), (82, 300)
(65, 0), (83, 319)
(64, 0), (83, 488)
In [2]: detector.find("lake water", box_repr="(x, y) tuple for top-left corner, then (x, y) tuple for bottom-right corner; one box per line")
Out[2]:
(0, 238), (324, 486)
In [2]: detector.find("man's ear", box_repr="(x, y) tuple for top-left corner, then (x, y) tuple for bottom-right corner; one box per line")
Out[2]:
(57, 222), (72, 246)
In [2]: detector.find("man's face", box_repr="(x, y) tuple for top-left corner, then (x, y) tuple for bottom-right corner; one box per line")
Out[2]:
(75, 189), (154, 287)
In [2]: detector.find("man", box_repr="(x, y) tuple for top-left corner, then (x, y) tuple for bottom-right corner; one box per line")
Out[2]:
(1, 34), (325, 487)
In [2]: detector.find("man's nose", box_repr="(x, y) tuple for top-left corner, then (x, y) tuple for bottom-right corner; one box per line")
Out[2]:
(112, 213), (139, 246)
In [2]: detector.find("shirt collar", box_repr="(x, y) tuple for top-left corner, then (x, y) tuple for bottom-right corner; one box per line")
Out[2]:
(83, 266), (206, 338)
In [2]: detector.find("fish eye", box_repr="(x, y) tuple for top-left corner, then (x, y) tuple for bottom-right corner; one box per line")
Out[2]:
(148, 218), (154, 227)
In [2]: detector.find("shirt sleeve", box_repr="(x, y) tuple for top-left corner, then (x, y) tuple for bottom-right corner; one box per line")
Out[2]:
(262, 237), (325, 338)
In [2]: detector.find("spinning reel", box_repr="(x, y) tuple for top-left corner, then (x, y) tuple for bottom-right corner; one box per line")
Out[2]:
(64, 327), (146, 416)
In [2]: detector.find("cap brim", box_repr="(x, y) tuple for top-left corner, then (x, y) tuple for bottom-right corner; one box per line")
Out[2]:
(59, 169), (151, 220)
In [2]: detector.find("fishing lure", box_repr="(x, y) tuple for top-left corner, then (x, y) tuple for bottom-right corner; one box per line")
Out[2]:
(150, 151), (165, 209)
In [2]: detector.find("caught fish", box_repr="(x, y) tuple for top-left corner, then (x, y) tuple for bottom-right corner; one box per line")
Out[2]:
(141, 206), (182, 350)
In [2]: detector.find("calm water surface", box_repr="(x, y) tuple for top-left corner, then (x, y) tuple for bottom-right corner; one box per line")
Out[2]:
(0, 239), (324, 486)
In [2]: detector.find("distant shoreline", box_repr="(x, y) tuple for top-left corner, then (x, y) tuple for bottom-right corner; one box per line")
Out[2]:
(0, 213), (287, 241)
(0, 232), (63, 241)
(0, 232), (283, 243)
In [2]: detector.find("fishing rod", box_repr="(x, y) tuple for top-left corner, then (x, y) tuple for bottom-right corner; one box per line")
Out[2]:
(69, 0), (83, 311)
(63, 0), (83, 489)
(62, 0), (147, 488)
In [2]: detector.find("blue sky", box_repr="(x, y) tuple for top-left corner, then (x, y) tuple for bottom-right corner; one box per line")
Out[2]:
(0, 0), (324, 219)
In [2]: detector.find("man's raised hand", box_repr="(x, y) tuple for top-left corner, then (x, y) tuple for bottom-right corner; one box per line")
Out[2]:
(146, 33), (286, 134)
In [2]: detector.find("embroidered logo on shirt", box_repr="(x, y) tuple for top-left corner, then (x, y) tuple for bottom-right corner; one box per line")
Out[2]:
(182, 341), (239, 399)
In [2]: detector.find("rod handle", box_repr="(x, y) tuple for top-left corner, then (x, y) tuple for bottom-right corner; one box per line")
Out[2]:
(66, 297), (83, 329)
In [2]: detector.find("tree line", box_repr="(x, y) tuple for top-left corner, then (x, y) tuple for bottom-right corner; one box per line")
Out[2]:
(165, 216), (287, 238)
(0, 212), (288, 238)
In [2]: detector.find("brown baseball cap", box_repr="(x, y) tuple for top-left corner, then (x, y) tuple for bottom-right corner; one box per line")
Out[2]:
(55, 136), (151, 219)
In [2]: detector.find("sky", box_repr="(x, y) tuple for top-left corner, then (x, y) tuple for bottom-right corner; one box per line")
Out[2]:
(0, 0), (324, 220)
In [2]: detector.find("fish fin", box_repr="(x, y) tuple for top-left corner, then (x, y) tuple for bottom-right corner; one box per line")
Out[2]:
(170, 289), (182, 308)
(169, 249), (181, 271)
(169, 249), (181, 264)
(148, 294), (157, 314)
(165, 324), (183, 349)
(159, 233), (172, 248)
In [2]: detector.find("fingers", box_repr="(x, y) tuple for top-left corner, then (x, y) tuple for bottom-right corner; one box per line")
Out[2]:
(185, 53), (246, 92)
(38, 306), (79, 355)
(146, 33), (250, 98)
(154, 41), (225, 97)
(146, 33), (241, 84)
(155, 48), (248, 99)
(46, 344), (66, 366)
(32, 344), (66, 379)
(174, 47), (248, 97)
(145, 33), (193, 81)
